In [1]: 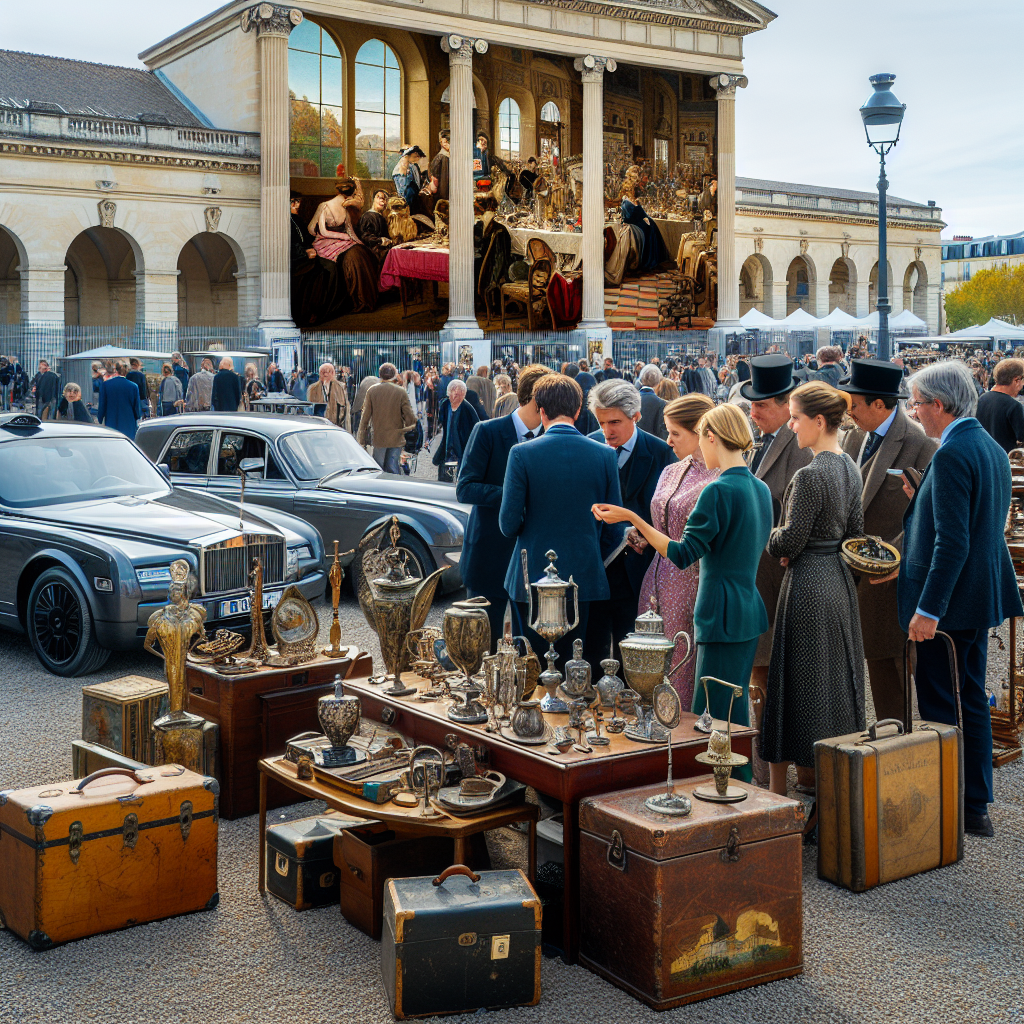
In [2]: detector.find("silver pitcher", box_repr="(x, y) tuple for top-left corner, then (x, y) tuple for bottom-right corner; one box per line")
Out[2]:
(522, 549), (579, 714)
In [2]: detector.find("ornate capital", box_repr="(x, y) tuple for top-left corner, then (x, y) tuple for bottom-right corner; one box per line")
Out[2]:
(241, 4), (303, 38)
(440, 34), (489, 64)
(708, 73), (748, 97)
(205, 207), (222, 234)
(98, 199), (116, 229)
(574, 55), (617, 82)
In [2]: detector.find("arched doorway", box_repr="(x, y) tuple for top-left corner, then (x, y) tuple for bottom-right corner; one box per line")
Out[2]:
(903, 261), (928, 320)
(64, 228), (137, 326)
(868, 260), (894, 314)
(786, 255), (815, 314)
(828, 258), (857, 315)
(177, 233), (239, 327)
(739, 253), (773, 315)
(0, 227), (21, 323)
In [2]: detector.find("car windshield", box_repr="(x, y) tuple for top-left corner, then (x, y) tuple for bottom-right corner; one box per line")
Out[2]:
(279, 429), (378, 481)
(0, 436), (172, 508)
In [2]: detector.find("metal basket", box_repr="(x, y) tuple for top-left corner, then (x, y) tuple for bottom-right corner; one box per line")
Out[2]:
(840, 536), (901, 577)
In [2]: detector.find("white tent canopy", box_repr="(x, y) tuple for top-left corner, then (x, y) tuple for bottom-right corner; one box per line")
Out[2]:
(945, 317), (1024, 340)
(888, 309), (928, 330)
(740, 307), (779, 327)
(817, 307), (861, 327)
(781, 307), (819, 328)
(63, 345), (174, 363)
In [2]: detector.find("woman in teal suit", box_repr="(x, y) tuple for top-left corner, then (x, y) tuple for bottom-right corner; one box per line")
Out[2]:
(593, 403), (772, 781)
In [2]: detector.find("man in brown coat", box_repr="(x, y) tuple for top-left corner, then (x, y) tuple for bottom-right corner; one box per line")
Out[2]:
(307, 363), (350, 432)
(839, 359), (938, 723)
(467, 366), (497, 418)
(741, 354), (813, 780)
(356, 362), (417, 474)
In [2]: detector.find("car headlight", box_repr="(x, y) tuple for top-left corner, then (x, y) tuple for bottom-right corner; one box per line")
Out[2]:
(294, 545), (313, 561)
(137, 566), (173, 584)
(285, 548), (299, 581)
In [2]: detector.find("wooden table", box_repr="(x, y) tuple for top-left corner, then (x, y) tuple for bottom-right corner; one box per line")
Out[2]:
(257, 756), (538, 894)
(343, 673), (756, 963)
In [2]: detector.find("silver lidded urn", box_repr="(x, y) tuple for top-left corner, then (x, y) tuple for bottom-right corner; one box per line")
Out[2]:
(318, 675), (362, 764)
(522, 549), (579, 714)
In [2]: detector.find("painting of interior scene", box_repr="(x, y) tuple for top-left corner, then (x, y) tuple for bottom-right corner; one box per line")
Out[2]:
(602, 64), (719, 331)
(287, 24), (716, 333)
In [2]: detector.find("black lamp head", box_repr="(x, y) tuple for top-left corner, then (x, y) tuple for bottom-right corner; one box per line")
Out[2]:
(860, 73), (906, 151)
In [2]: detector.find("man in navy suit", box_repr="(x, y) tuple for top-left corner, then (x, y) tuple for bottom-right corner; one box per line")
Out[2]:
(499, 374), (623, 665)
(98, 360), (143, 439)
(457, 364), (551, 648)
(896, 360), (1023, 838)
(584, 378), (676, 666)
(636, 363), (668, 440)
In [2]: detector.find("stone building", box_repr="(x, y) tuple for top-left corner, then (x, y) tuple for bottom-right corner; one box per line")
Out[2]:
(942, 230), (1024, 298)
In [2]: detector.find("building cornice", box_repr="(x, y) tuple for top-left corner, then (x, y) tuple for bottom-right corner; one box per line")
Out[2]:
(736, 202), (946, 234)
(521, 0), (768, 34)
(0, 139), (258, 174)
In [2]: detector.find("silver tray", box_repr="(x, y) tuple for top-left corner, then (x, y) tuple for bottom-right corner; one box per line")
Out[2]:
(498, 723), (553, 746)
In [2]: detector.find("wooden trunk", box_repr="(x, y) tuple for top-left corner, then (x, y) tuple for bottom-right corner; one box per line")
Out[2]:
(185, 648), (371, 819)
(816, 717), (963, 892)
(334, 824), (456, 940)
(579, 778), (804, 1010)
(265, 813), (362, 911)
(382, 866), (542, 1019)
(81, 675), (168, 765)
(0, 766), (218, 949)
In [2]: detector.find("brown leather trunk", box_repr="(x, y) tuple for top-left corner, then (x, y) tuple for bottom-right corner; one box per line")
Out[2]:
(579, 778), (805, 1010)
(185, 648), (371, 819)
(0, 766), (218, 949)
(816, 636), (964, 892)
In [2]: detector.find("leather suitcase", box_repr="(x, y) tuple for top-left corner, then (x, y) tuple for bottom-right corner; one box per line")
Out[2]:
(0, 766), (218, 949)
(579, 778), (805, 1010)
(382, 865), (542, 1019)
(185, 648), (371, 819)
(816, 634), (964, 892)
(71, 741), (148, 779)
(334, 823), (456, 940)
(265, 813), (363, 911)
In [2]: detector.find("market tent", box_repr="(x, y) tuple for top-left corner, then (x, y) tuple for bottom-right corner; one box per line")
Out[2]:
(63, 345), (174, 363)
(740, 307), (779, 327)
(889, 309), (928, 330)
(945, 317), (1024, 340)
(817, 308), (861, 327)
(781, 307), (820, 328)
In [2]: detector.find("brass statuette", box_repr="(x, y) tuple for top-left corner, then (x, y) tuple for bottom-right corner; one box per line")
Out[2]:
(323, 540), (355, 658)
(693, 677), (749, 804)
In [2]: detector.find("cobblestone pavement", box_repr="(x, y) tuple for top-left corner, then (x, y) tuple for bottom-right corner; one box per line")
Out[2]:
(0, 578), (1021, 1023)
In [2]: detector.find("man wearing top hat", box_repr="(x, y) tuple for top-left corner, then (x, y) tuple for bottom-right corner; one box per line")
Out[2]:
(839, 359), (938, 724)
(741, 354), (813, 777)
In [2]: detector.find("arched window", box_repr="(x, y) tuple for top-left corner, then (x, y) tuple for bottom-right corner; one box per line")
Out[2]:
(498, 98), (520, 159)
(540, 101), (560, 123)
(288, 20), (344, 178)
(355, 40), (402, 178)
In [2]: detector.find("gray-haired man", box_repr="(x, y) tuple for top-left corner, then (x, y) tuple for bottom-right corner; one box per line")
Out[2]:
(637, 363), (668, 440)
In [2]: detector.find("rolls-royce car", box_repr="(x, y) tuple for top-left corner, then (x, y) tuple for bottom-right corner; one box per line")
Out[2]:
(134, 413), (470, 595)
(0, 413), (325, 676)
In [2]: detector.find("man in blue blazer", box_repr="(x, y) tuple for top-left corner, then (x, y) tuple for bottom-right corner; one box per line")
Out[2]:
(457, 365), (551, 648)
(896, 360), (1023, 838)
(499, 374), (623, 665)
(584, 378), (676, 666)
(98, 361), (142, 439)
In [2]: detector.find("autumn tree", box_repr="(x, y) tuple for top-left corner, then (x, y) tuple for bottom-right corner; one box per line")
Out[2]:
(945, 263), (1024, 331)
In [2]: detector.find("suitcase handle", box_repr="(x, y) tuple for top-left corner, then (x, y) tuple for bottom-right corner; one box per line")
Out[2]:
(432, 864), (481, 887)
(903, 632), (963, 734)
(867, 719), (905, 741)
(73, 767), (152, 793)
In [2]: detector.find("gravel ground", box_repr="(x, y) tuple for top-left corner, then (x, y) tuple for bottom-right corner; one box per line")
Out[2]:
(0, 475), (1022, 1021)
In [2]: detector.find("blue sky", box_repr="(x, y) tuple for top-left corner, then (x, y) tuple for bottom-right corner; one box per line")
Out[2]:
(7, 0), (1021, 238)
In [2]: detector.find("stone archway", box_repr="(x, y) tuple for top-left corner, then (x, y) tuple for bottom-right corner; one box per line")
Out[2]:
(868, 260), (894, 314)
(903, 261), (929, 321)
(0, 226), (23, 324)
(828, 257), (857, 315)
(739, 252), (773, 315)
(786, 254), (816, 314)
(64, 227), (139, 326)
(177, 232), (239, 327)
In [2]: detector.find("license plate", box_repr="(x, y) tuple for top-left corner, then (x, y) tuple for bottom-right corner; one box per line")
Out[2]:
(218, 590), (281, 618)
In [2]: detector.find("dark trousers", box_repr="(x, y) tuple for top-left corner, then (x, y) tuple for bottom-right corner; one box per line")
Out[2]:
(515, 601), (589, 672)
(866, 656), (907, 726)
(467, 586), (511, 654)
(583, 555), (638, 669)
(915, 627), (992, 816)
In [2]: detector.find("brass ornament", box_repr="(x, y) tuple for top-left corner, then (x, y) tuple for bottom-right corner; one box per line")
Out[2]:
(693, 677), (749, 804)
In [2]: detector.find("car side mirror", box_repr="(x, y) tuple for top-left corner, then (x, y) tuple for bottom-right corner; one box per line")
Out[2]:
(158, 463), (171, 482)
(239, 457), (265, 478)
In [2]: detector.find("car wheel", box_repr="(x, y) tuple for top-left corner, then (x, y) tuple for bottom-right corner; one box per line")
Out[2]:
(27, 568), (111, 677)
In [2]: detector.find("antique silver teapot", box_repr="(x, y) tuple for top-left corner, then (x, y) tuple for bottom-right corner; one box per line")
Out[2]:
(522, 549), (579, 714)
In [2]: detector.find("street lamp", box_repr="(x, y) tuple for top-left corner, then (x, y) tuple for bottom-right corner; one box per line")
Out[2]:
(860, 73), (906, 362)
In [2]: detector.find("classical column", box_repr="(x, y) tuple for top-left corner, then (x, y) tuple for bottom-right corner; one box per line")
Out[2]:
(243, 4), (303, 335)
(575, 55), (616, 343)
(770, 280), (789, 320)
(440, 34), (487, 358)
(133, 269), (180, 324)
(709, 73), (747, 343)
(20, 266), (67, 323)
(854, 280), (870, 319)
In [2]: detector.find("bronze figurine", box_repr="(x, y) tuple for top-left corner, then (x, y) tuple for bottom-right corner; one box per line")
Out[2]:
(323, 540), (354, 658)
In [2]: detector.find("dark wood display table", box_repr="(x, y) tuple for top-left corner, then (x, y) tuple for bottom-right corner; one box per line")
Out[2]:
(257, 757), (539, 894)
(184, 647), (372, 819)
(342, 673), (756, 964)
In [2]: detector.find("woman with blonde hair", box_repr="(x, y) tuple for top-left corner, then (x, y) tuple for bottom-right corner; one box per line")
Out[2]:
(761, 381), (865, 802)
(242, 362), (264, 410)
(594, 402), (773, 777)
(631, 393), (717, 706)
(654, 377), (680, 402)
(158, 362), (183, 416)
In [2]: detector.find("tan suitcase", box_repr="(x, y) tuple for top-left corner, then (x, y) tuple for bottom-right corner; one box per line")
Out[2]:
(0, 765), (218, 949)
(816, 634), (963, 892)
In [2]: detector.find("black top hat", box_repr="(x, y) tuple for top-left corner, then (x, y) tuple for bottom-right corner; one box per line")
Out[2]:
(402, 145), (426, 159)
(739, 354), (798, 401)
(837, 359), (908, 398)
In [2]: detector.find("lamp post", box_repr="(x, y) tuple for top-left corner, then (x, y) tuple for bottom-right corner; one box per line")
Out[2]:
(859, 73), (906, 363)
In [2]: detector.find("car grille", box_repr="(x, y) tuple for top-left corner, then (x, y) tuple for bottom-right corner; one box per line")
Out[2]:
(200, 534), (284, 596)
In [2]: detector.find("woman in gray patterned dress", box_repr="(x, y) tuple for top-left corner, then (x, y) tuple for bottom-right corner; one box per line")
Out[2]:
(762, 381), (866, 797)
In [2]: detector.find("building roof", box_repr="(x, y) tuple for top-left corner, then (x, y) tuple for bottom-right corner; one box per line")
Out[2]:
(0, 49), (204, 126)
(736, 176), (934, 210)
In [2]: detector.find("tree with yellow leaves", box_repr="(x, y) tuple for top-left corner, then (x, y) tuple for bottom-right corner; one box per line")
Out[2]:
(945, 263), (1024, 331)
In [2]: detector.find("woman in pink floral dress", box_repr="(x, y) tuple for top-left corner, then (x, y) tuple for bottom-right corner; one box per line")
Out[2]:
(635, 393), (718, 707)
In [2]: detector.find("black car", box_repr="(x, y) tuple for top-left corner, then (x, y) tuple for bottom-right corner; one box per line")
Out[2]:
(0, 414), (325, 676)
(135, 414), (469, 594)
